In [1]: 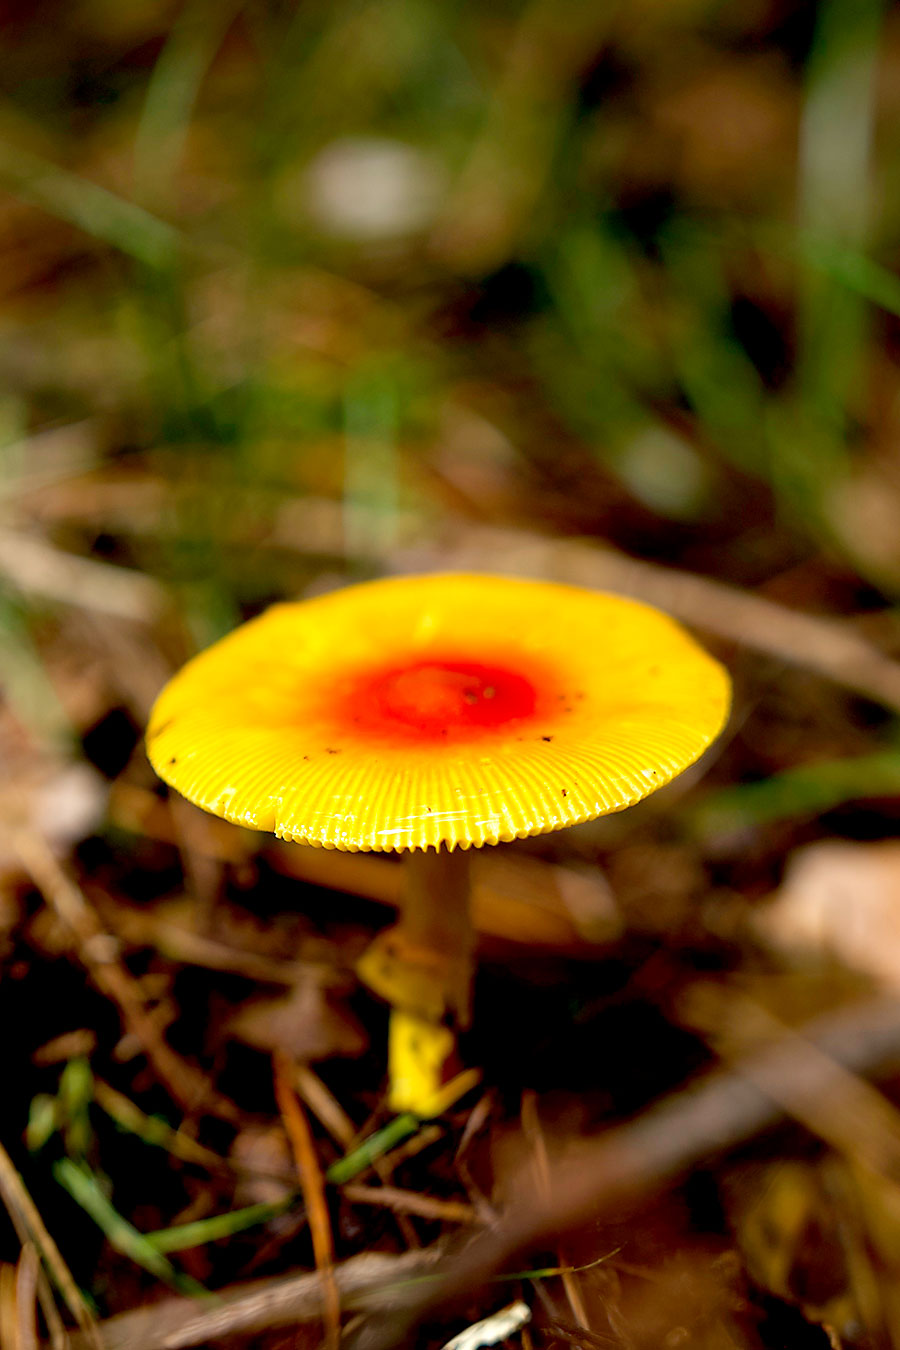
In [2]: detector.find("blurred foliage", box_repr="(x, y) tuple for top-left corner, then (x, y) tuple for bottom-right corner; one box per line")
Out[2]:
(2, 0), (900, 633)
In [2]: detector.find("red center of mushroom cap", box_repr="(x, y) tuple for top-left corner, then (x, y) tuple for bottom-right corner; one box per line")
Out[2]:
(345, 658), (539, 742)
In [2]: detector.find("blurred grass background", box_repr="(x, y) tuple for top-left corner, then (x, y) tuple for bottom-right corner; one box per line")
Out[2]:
(3, 0), (900, 643)
(5, 0), (900, 878)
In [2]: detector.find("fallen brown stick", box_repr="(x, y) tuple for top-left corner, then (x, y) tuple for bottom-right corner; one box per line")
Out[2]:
(71, 1248), (442, 1350)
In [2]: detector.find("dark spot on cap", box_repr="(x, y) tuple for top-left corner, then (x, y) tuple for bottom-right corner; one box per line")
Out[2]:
(325, 747), (340, 754)
(561, 788), (568, 796)
(302, 755), (310, 761)
(541, 735), (553, 742)
(168, 756), (177, 766)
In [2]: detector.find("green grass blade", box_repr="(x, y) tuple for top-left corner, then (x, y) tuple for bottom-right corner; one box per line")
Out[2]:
(343, 359), (400, 563)
(796, 233), (900, 320)
(59, 1058), (94, 1162)
(134, 0), (244, 203)
(325, 1113), (421, 1185)
(142, 1197), (296, 1253)
(690, 750), (900, 838)
(795, 0), (886, 451)
(0, 590), (71, 748)
(53, 1160), (207, 1295)
(0, 139), (180, 268)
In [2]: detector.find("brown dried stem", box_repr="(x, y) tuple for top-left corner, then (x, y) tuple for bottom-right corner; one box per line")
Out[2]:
(273, 1051), (341, 1350)
(0, 1135), (99, 1348)
(9, 828), (238, 1123)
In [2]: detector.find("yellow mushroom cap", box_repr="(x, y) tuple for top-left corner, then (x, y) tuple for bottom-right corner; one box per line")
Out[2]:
(146, 573), (730, 852)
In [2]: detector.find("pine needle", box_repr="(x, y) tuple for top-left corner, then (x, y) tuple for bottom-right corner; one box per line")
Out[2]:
(273, 1052), (341, 1350)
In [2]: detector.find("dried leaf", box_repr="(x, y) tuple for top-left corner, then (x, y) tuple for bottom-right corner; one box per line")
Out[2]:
(226, 973), (367, 1062)
(757, 840), (900, 989)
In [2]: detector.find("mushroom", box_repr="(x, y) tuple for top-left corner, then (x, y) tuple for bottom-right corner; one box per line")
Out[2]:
(146, 573), (730, 1113)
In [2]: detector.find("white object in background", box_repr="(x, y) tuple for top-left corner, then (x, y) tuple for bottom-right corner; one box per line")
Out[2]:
(301, 137), (446, 240)
(439, 1300), (532, 1350)
(758, 839), (900, 989)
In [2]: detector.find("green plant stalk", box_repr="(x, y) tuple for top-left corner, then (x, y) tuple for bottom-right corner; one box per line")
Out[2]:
(143, 1198), (296, 1253)
(324, 1113), (420, 1185)
(690, 750), (900, 838)
(53, 1160), (207, 1296)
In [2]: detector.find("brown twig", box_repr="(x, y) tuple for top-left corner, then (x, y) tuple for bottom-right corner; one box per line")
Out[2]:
(70, 1248), (444, 1350)
(379, 1124), (444, 1175)
(273, 1051), (341, 1350)
(32, 1270), (67, 1350)
(91, 1080), (230, 1174)
(341, 1185), (476, 1226)
(521, 1091), (589, 1332)
(0, 1245), (56, 1350)
(681, 989), (900, 1184)
(0, 1262), (17, 1350)
(9, 828), (238, 1123)
(281, 497), (900, 713)
(292, 1062), (357, 1151)
(455, 1095), (499, 1227)
(15, 1243), (40, 1350)
(366, 1135), (437, 1250)
(0, 1135), (99, 1348)
(101, 900), (310, 986)
(0, 527), (165, 622)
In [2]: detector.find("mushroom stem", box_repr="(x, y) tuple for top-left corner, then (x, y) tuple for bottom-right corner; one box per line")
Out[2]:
(404, 847), (473, 1026)
(357, 847), (476, 1114)
(357, 847), (474, 1027)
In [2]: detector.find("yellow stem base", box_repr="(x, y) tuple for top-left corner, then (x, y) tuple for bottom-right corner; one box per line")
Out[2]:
(388, 1009), (481, 1117)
